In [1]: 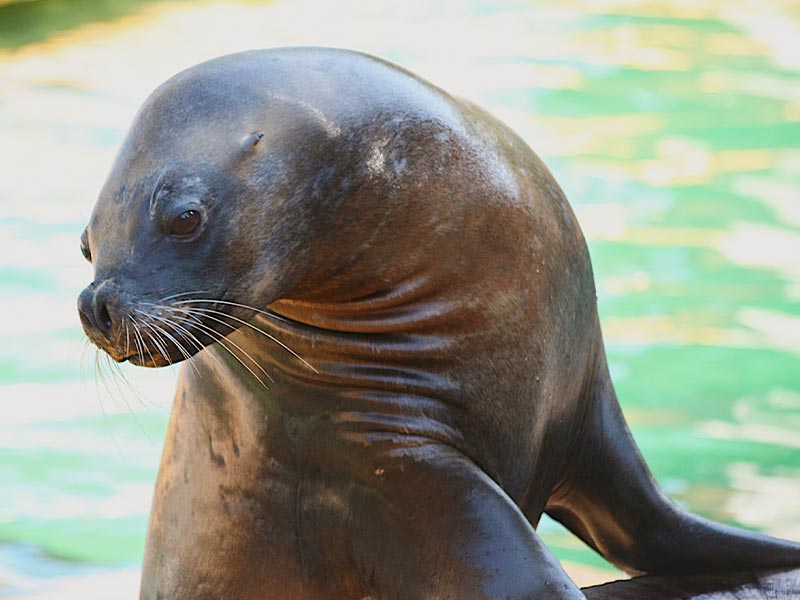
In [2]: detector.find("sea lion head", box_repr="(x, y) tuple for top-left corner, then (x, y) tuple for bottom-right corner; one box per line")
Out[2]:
(77, 53), (356, 367)
(77, 49), (464, 367)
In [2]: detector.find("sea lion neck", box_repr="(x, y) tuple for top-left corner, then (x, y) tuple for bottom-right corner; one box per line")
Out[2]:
(246, 271), (479, 390)
(214, 182), (546, 398)
(194, 255), (532, 426)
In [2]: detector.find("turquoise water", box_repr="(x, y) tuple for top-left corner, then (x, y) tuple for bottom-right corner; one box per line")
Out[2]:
(1, 0), (799, 596)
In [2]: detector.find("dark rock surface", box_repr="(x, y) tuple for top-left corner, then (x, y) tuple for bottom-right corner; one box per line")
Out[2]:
(582, 568), (800, 599)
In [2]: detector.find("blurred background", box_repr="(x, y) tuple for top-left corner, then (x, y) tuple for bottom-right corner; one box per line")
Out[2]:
(0, 0), (798, 597)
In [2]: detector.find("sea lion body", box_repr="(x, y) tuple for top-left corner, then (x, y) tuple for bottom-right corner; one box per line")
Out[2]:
(77, 48), (800, 599)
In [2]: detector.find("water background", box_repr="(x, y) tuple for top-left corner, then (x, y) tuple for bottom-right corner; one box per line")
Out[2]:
(1, 0), (799, 596)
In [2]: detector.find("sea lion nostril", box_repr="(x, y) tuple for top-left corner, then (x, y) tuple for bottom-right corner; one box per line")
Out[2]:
(97, 301), (113, 334)
(77, 284), (115, 338)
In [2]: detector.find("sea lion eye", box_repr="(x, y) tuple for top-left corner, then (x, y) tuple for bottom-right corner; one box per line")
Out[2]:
(168, 210), (202, 236)
(80, 229), (91, 262)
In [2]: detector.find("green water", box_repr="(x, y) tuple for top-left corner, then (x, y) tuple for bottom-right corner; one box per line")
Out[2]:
(1, 0), (798, 595)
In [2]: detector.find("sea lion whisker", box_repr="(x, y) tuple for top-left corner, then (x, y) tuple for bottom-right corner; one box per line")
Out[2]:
(92, 346), (123, 456)
(107, 357), (155, 419)
(142, 302), (211, 346)
(79, 338), (93, 385)
(148, 312), (201, 352)
(130, 315), (158, 368)
(104, 353), (158, 446)
(160, 307), (277, 385)
(148, 319), (194, 365)
(94, 347), (122, 413)
(136, 309), (188, 358)
(129, 317), (147, 363)
(104, 352), (137, 412)
(94, 348), (109, 396)
(105, 352), (127, 395)
(145, 313), (203, 377)
(138, 319), (176, 368)
(148, 309), (230, 375)
(112, 354), (167, 413)
(136, 316), (180, 372)
(175, 299), (318, 373)
(188, 305), (318, 374)
(136, 319), (169, 361)
(124, 320), (131, 358)
(179, 316), (273, 388)
(142, 302), (206, 330)
(150, 310), (208, 353)
(159, 289), (215, 303)
(129, 318), (145, 361)
(92, 346), (102, 395)
(207, 335), (273, 390)
(128, 321), (177, 405)
(98, 350), (154, 448)
(166, 316), (230, 378)
(132, 313), (181, 379)
(150, 302), (271, 388)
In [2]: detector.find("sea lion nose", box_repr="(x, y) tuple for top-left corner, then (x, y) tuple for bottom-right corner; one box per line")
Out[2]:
(77, 283), (115, 339)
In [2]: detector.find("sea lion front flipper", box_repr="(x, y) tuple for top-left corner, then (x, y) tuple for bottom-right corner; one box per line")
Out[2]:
(546, 348), (800, 577)
(346, 443), (584, 600)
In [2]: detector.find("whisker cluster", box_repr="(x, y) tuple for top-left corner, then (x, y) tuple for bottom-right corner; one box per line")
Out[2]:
(128, 296), (315, 392)
(84, 295), (317, 419)
(174, 298), (318, 374)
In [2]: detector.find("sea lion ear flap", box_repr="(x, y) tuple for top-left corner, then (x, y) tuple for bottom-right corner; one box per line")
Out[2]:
(241, 131), (264, 152)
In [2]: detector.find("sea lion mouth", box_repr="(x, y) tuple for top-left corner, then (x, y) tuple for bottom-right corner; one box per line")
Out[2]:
(125, 352), (169, 368)
(121, 351), (157, 367)
(83, 291), (314, 379)
(80, 293), (238, 369)
(120, 299), (238, 368)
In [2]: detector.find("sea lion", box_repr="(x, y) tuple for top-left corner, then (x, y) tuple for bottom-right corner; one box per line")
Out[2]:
(77, 47), (800, 599)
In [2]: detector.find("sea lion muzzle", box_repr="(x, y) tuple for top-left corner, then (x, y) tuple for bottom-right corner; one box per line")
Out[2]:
(77, 277), (161, 364)
(77, 281), (117, 347)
